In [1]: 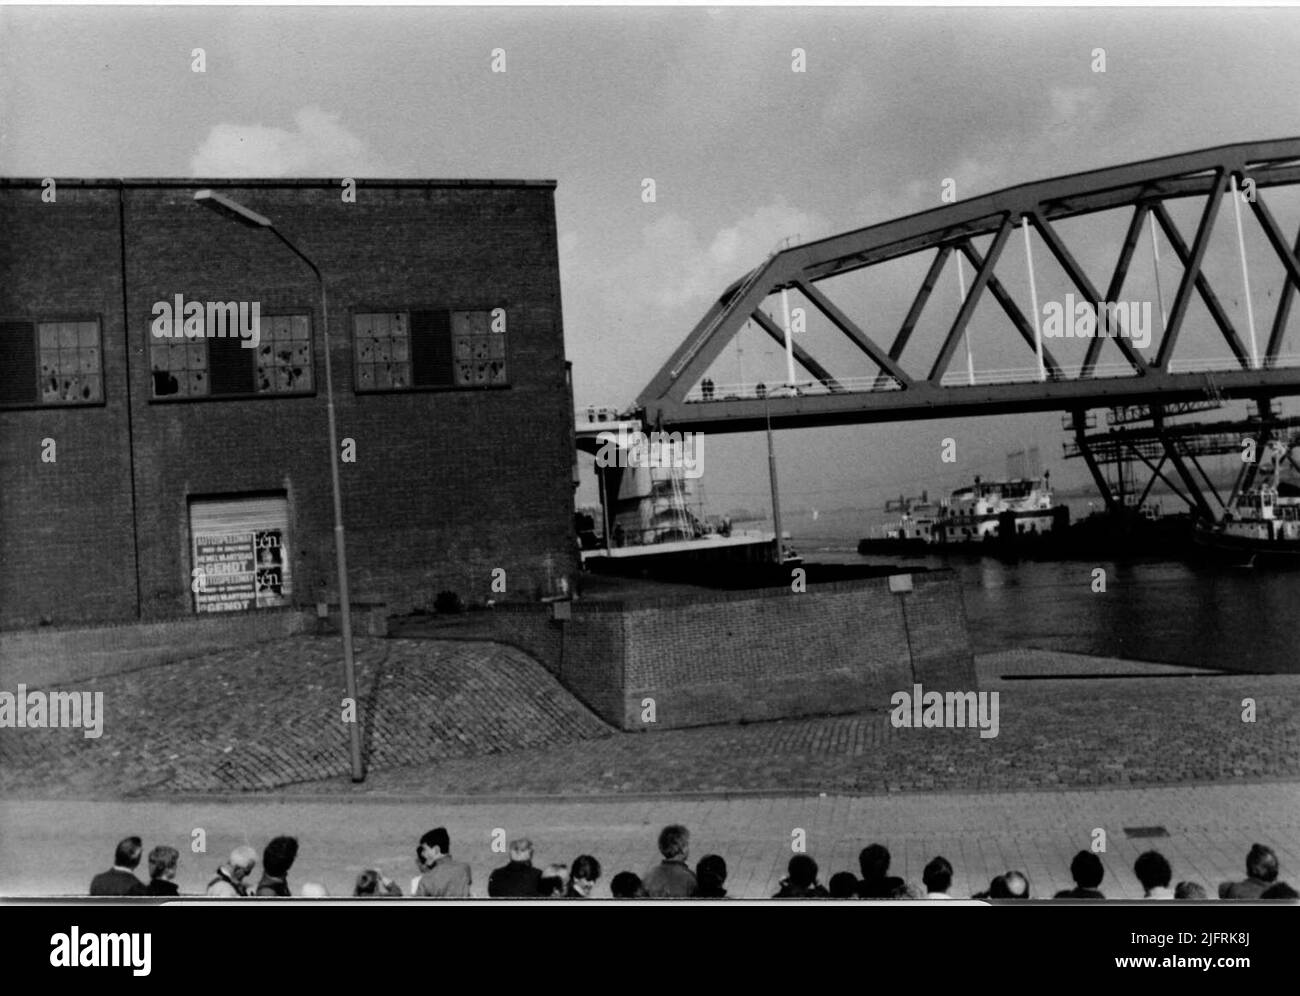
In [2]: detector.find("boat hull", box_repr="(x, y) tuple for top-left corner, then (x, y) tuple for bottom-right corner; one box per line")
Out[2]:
(1191, 524), (1300, 562)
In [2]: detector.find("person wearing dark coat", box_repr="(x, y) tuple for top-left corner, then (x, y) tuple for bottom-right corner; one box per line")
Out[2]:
(856, 843), (905, 899)
(488, 839), (544, 898)
(89, 837), (147, 896)
(1054, 851), (1106, 900)
(565, 855), (602, 898)
(1219, 844), (1280, 899)
(774, 855), (830, 898)
(145, 845), (181, 897)
(255, 836), (298, 897)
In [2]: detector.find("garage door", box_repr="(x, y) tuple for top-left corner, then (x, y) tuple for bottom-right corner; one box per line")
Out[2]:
(189, 494), (292, 613)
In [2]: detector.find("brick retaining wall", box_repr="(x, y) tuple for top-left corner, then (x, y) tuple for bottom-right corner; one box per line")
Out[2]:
(491, 571), (976, 731)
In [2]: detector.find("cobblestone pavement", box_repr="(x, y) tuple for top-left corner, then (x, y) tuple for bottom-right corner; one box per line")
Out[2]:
(2, 783), (1297, 898)
(0, 638), (611, 796)
(1, 637), (1297, 799)
(291, 661), (1299, 798)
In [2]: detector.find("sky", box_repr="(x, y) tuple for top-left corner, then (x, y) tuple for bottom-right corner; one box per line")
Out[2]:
(4, 4), (1300, 517)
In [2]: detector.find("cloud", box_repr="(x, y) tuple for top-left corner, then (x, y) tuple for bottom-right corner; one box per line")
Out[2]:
(189, 106), (393, 177)
(847, 155), (1001, 231)
(621, 199), (832, 312)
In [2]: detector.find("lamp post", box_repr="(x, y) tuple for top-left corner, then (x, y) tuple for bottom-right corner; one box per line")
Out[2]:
(194, 189), (364, 783)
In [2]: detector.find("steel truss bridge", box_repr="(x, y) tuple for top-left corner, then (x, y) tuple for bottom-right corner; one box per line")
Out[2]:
(631, 138), (1300, 438)
(1060, 401), (1300, 519)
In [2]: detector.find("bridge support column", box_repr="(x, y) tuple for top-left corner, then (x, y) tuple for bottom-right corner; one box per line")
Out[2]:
(1072, 409), (1117, 513)
(1153, 407), (1216, 522)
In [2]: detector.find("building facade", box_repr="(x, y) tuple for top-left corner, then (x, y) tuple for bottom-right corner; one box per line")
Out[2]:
(0, 178), (577, 630)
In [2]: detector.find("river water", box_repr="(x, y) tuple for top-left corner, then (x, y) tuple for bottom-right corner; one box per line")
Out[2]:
(755, 505), (1300, 674)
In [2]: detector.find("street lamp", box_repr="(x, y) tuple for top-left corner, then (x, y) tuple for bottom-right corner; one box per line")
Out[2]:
(194, 188), (364, 783)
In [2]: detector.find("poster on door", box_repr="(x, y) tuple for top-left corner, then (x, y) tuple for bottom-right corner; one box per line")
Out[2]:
(191, 495), (293, 613)
(193, 533), (257, 612)
(253, 529), (286, 605)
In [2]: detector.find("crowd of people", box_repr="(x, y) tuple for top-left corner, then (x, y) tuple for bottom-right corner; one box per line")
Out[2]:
(87, 825), (1296, 901)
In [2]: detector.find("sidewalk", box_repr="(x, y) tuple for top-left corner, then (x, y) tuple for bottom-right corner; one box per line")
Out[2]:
(2, 782), (1296, 898)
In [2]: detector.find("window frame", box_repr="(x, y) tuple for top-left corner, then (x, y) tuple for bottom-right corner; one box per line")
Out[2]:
(350, 305), (512, 395)
(0, 313), (107, 411)
(147, 306), (318, 404)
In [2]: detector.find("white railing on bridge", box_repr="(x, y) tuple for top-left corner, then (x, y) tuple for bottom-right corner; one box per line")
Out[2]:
(1167, 353), (1300, 373)
(677, 354), (1300, 402)
(683, 377), (905, 402)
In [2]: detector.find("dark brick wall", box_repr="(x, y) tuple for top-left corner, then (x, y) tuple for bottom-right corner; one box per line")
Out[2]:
(0, 186), (139, 627)
(489, 572), (977, 731)
(490, 602), (626, 720)
(0, 179), (577, 629)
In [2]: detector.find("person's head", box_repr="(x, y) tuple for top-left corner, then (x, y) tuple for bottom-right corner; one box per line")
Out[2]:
(1260, 882), (1298, 899)
(262, 836), (299, 879)
(1175, 881), (1208, 900)
(509, 839), (534, 864)
(354, 869), (383, 897)
(858, 843), (891, 881)
(569, 855), (602, 897)
(1070, 850), (1104, 890)
(829, 872), (859, 899)
(538, 863), (569, 898)
(1246, 843), (1279, 883)
(147, 845), (179, 882)
(229, 845), (257, 882)
(1135, 851), (1172, 893)
(890, 881), (924, 900)
(610, 872), (644, 899)
(418, 827), (452, 865)
(658, 824), (689, 862)
(1001, 870), (1030, 899)
(923, 856), (953, 895)
(114, 836), (143, 870)
(696, 854), (728, 896)
(787, 854), (819, 889)
(986, 875), (1010, 898)
(300, 882), (328, 898)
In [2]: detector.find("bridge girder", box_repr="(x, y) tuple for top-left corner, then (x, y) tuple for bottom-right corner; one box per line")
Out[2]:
(635, 138), (1300, 433)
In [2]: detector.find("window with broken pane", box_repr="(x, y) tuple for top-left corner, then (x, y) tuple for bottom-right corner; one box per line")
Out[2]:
(353, 311), (412, 391)
(256, 314), (314, 394)
(452, 310), (507, 387)
(150, 338), (208, 398)
(38, 320), (103, 404)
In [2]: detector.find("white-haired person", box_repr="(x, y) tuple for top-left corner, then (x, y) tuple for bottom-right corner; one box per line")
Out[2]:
(207, 845), (258, 897)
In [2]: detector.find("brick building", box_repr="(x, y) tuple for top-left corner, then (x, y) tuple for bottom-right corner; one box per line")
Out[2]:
(0, 178), (577, 630)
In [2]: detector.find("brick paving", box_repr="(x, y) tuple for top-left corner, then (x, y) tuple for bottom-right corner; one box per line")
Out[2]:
(0, 637), (611, 796)
(2, 784), (1296, 898)
(0, 636), (1297, 800)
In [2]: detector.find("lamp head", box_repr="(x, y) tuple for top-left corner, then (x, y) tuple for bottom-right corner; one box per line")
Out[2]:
(193, 188), (273, 228)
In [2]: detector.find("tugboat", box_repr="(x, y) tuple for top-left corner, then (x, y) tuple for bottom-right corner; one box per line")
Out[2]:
(1194, 442), (1300, 560)
(933, 472), (1061, 544)
(861, 472), (1067, 553)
